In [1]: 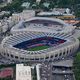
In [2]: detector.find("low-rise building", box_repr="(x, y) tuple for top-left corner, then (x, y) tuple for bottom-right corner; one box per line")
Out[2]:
(37, 8), (75, 20)
(11, 10), (35, 22)
(0, 18), (15, 33)
(21, 2), (30, 9)
(2, 0), (12, 3)
(16, 64), (32, 80)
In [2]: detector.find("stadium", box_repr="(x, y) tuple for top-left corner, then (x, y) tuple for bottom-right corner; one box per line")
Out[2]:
(0, 17), (79, 62)
(11, 17), (75, 35)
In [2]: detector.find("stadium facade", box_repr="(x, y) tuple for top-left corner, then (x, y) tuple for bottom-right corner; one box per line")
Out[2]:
(0, 17), (79, 62)
(11, 17), (75, 35)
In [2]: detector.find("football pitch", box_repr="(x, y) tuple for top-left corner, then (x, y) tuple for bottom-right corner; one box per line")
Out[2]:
(27, 45), (50, 51)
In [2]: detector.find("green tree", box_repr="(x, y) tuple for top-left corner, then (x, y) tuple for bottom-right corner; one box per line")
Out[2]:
(73, 52), (80, 80)
(75, 10), (80, 17)
(2, 0), (23, 12)
(49, 2), (54, 9)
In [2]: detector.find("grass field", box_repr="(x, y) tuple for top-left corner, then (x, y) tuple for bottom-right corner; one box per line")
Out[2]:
(27, 45), (50, 51)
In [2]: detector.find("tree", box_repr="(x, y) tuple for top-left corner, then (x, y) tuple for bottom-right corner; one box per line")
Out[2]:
(75, 10), (80, 18)
(0, 0), (3, 3)
(2, 0), (23, 12)
(73, 52), (80, 80)
(49, 2), (54, 9)
(74, 4), (80, 18)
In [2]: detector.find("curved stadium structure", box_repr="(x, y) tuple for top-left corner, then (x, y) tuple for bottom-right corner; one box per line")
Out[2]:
(0, 17), (79, 62)
(11, 17), (75, 35)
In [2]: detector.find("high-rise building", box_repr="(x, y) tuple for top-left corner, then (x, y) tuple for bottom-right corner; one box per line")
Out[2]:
(16, 64), (32, 80)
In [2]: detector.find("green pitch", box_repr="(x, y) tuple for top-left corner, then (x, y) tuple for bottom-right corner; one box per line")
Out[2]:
(27, 45), (50, 51)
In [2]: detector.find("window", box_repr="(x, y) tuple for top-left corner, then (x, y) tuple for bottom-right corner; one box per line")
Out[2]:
(4, 53), (6, 55)
(15, 56), (18, 59)
(40, 58), (44, 60)
(7, 54), (9, 57)
(55, 54), (58, 57)
(35, 58), (39, 60)
(20, 57), (24, 60)
(63, 52), (65, 55)
(45, 56), (49, 59)
(11, 54), (14, 58)
(67, 50), (68, 54)
(70, 49), (71, 53)
(30, 58), (34, 60)
(50, 55), (53, 58)
(59, 53), (62, 56)
(25, 58), (28, 60)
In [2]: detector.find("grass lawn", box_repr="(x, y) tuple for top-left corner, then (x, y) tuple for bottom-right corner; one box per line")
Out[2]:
(27, 45), (50, 51)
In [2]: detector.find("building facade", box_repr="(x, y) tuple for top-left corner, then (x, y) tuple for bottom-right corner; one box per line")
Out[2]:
(16, 64), (32, 80)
